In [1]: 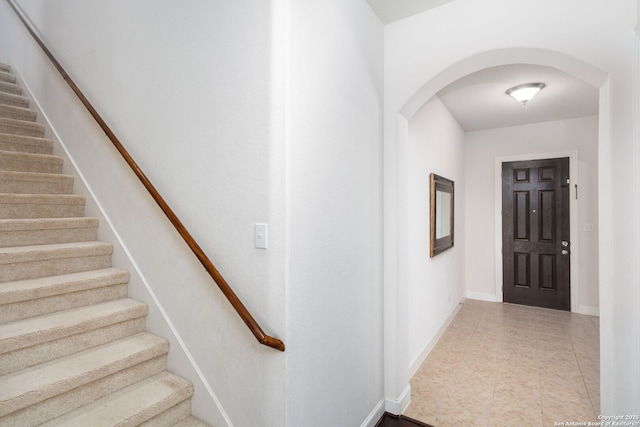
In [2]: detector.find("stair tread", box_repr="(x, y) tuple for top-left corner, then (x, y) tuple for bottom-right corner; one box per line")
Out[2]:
(0, 298), (147, 352)
(41, 371), (193, 427)
(0, 104), (36, 121)
(0, 135), (54, 155)
(0, 267), (129, 305)
(0, 116), (43, 128)
(0, 150), (63, 174)
(0, 71), (16, 84)
(0, 217), (99, 247)
(0, 91), (29, 108)
(0, 332), (169, 417)
(0, 81), (22, 96)
(0, 63), (10, 72)
(0, 170), (73, 181)
(0, 241), (113, 264)
(0, 193), (85, 204)
(0, 131), (52, 145)
(0, 149), (63, 164)
(0, 217), (98, 231)
(0, 170), (74, 194)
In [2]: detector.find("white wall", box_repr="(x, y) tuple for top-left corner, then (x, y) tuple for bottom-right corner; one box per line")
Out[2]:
(286, 1), (385, 426)
(1, 0), (288, 425)
(405, 96), (465, 372)
(384, 0), (639, 415)
(2, 0), (388, 425)
(465, 116), (599, 313)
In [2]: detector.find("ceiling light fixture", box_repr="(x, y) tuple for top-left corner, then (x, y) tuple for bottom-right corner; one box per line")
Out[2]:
(506, 83), (546, 106)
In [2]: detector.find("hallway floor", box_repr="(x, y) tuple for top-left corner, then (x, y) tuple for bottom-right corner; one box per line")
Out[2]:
(404, 299), (600, 427)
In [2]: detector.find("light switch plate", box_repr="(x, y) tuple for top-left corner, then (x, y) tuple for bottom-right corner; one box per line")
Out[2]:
(255, 223), (268, 249)
(583, 223), (595, 232)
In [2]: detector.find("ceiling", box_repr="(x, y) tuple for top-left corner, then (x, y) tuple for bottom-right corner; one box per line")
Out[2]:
(366, 0), (455, 24)
(436, 64), (599, 132)
(367, 2), (599, 131)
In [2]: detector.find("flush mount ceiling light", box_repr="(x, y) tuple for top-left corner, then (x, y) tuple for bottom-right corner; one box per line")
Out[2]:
(506, 83), (546, 105)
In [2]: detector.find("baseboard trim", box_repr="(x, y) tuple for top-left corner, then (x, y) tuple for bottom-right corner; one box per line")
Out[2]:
(408, 295), (465, 378)
(385, 384), (412, 415)
(361, 399), (386, 427)
(578, 305), (600, 317)
(466, 291), (499, 302)
(466, 290), (599, 317)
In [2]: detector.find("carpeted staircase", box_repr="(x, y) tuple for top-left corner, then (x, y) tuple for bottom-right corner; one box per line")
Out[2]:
(0, 62), (209, 426)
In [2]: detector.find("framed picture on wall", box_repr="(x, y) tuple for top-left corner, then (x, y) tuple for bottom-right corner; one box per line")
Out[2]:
(430, 173), (454, 257)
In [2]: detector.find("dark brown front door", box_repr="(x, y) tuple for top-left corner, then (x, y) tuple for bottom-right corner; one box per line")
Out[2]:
(502, 157), (570, 311)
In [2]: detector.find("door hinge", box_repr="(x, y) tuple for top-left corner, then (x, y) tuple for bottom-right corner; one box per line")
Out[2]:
(575, 184), (578, 199)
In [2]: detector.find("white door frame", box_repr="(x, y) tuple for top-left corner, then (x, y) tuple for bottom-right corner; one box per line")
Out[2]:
(494, 151), (580, 312)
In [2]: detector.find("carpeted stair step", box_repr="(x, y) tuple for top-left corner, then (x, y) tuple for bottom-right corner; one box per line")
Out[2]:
(0, 241), (113, 282)
(0, 298), (148, 375)
(0, 63), (9, 72)
(0, 70), (16, 84)
(0, 170), (73, 194)
(0, 150), (63, 174)
(0, 217), (98, 247)
(0, 193), (85, 219)
(0, 117), (45, 138)
(0, 332), (170, 425)
(0, 267), (129, 324)
(0, 104), (37, 122)
(0, 133), (54, 154)
(0, 298), (146, 374)
(0, 80), (22, 96)
(0, 90), (29, 109)
(41, 371), (194, 427)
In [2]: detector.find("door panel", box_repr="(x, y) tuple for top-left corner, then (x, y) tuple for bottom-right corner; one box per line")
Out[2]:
(538, 190), (556, 241)
(539, 254), (557, 290)
(514, 253), (530, 287)
(502, 158), (570, 310)
(514, 192), (530, 240)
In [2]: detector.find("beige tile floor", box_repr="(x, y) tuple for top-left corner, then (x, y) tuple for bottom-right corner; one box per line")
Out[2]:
(404, 299), (600, 427)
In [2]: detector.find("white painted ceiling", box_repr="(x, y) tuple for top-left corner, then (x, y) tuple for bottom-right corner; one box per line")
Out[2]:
(367, 2), (599, 132)
(366, 0), (455, 24)
(436, 64), (599, 132)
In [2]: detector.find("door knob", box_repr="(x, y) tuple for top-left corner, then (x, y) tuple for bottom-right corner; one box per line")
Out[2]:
(562, 240), (570, 247)
(561, 249), (570, 255)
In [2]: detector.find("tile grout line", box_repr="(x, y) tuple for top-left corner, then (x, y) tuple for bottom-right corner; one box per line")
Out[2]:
(406, 301), (599, 426)
(434, 300), (478, 426)
(485, 303), (503, 427)
(569, 323), (599, 419)
(536, 321), (547, 426)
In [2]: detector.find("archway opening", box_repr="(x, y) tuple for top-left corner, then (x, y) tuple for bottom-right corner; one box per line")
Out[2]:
(384, 48), (608, 418)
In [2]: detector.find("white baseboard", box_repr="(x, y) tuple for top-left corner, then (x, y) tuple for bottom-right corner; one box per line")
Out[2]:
(384, 384), (411, 415)
(409, 295), (465, 378)
(578, 305), (600, 317)
(466, 290), (499, 302)
(361, 399), (386, 427)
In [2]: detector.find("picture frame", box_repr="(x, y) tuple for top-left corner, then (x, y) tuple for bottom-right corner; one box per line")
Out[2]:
(430, 173), (455, 257)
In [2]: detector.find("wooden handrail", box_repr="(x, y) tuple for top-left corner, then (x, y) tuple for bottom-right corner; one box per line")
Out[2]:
(6, 0), (285, 352)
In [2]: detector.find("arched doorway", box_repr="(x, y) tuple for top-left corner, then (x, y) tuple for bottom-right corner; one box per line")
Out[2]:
(383, 47), (609, 414)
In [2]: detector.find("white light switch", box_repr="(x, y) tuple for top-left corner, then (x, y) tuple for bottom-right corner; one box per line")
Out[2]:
(583, 223), (595, 232)
(255, 223), (268, 249)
